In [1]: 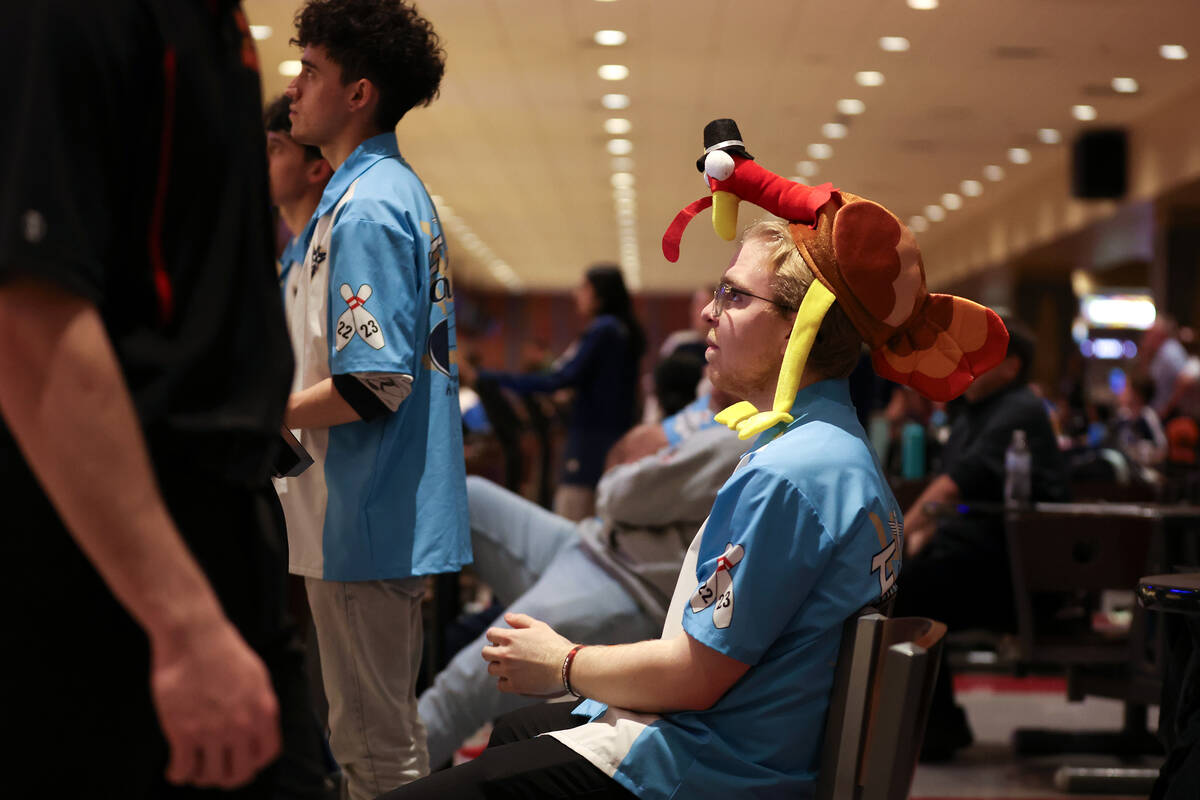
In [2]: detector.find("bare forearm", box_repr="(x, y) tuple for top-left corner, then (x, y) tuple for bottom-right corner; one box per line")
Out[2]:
(0, 282), (225, 641)
(903, 473), (960, 549)
(570, 636), (733, 712)
(284, 377), (361, 429)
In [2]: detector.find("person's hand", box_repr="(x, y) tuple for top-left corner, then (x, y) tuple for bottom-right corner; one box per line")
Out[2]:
(904, 526), (932, 557)
(482, 612), (574, 696)
(150, 617), (282, 788)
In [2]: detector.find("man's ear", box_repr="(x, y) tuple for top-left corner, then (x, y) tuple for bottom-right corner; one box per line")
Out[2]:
(307, 157), (332, 185)
(346, 77), (377, 116)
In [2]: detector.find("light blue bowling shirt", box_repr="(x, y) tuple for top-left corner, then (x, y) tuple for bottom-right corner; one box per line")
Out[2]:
(551, 380), (902, 799)
(276, 132), (470, 581)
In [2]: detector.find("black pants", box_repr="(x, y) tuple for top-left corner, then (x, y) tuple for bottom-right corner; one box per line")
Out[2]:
(378, 702), (636, 799)
(892, 531), (1016, 728)
(3, 454), (335, 799)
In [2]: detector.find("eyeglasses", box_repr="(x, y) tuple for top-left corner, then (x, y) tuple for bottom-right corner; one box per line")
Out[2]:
(711, 282), (796, 318)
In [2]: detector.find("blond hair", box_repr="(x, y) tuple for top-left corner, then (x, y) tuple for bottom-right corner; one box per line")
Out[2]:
(741, 219), (863, 379)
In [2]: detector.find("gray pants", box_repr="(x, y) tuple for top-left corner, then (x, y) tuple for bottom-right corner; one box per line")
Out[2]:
(417, 477), (660, 766)
(306, 577), (428, 800)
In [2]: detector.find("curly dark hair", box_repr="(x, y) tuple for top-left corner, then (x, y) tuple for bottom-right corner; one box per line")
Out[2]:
(263, 96), (324, 161)
(292, 0), (445, 131)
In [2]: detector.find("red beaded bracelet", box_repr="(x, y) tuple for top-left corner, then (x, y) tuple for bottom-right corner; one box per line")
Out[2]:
(561, 644), (586, 698)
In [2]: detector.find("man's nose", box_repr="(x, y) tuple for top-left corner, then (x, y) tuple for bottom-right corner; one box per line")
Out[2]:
(701, 299), (718, 325)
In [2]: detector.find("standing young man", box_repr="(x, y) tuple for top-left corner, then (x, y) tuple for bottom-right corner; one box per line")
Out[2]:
(1, 2), (331, 797)
(264, 94), (332, 283)
(275, 2), (470, 797)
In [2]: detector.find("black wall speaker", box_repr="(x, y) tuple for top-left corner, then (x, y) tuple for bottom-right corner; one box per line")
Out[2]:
(1072, 128), (1127, 199)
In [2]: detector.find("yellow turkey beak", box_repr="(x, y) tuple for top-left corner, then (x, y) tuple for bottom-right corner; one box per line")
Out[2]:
(712, 191), (739, 241)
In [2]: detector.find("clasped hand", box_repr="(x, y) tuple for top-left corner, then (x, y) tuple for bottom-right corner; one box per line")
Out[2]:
(482, 612), (575, 697)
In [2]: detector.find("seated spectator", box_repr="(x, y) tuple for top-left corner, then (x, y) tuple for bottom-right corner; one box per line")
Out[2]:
(417, 389), (745, 767)
(1113, 377), (1167, 467)
(384, 154), (1008, 793)
(466, 265), (646, 521)
(897, 317), (1071, 761)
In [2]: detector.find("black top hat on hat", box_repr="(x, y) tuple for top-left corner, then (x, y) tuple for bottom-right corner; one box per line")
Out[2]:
(695, 118), (755, 171)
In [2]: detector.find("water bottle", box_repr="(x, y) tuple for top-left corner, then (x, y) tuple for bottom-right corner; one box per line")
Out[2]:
(1004, 429), (1032, 507)
(900, 421), (926, 480)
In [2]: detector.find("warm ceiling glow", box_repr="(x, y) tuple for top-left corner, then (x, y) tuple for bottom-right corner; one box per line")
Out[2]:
(836, 98), (866, 115)
(807, 143), (834, 159)
(925, 205), (946, 222)
(795, 160), (819, 177)
(278, 60), (302, 77)
(1037, 128), (1061, 144)
(1160, 44), (1189, 60)
(879, 36), (910, 52)
(594, 30), (627, 46)
(908, 0), (938, 9)
(610, 157), (634, 171)
(855, 71), (885, 87)
(601, 94), (630, 110)
(604, 118), (632, 135)
(607, 138), (633, 155)
(1007, 147), (1031, 164)
(598, 64), (629, 80)
(961, 180), (983, 197)
(984, 165), (1006, 181)
(610, 172), (635, 189)
(250, 25), (272, 40)
(941, 193), (962, 210)
(909, 216), (929, 233)
(1112, 77), (1139, 93)
(822, 122), (848, 139)
(1072, 104), (1098, 121)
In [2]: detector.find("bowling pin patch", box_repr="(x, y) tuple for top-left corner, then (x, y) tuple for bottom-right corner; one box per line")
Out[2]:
(690, 543), (744, 629)
(335, 283), (386, 351)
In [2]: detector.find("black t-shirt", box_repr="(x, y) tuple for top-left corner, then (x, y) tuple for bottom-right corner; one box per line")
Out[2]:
(1, 1), (292, 481)
(938, 382), (1070, 549)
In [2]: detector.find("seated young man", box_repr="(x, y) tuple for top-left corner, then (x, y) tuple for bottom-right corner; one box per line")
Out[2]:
(418, 389), (745, 767)
(385, 122), (1006, 794)
(384, 218), (901, 798)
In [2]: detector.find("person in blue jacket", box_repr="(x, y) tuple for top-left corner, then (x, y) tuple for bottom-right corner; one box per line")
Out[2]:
(478, 264), (646, 521)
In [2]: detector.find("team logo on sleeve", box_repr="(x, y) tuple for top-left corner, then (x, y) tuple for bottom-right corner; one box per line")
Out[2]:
(335, 283), (386, 351)
(690, 543), (744, 629)
(869, 510), (903, 597)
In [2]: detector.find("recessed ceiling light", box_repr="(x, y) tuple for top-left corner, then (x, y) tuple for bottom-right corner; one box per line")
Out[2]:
(909, 216), (929, 232)
(1112, 77), (1139, 93)
(278, 60), (302, 77)
(594, 30), (627, 46)
(836, 98), (866, 115)
(607, 138), (633, 155)
(879, 36), (910, 52)
(250, 25), (272, 40)
(961, 180), (983, 197)
(611, 157), (634, 171)
(1072, 104), (1098, 121)
(908, 0), (938, 9)
(598, 64), (629, 81)
(822, 122), (848, 139)
(807, 143), (834, 160)
(1037, 128), (1061, 144)
(795, 160), (819, 177)
(1160, 44), (1189, 60)
(925, 205), (946, 222)
(855, 71), (885, 87)
(610, 172), (635, 189)
(984, 165), (1006, 181)
(604, 118), (632, 135)
(601, 94), (630, 110)
(1008, 147), (1031, 164)
(941, 193), (963, 210)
